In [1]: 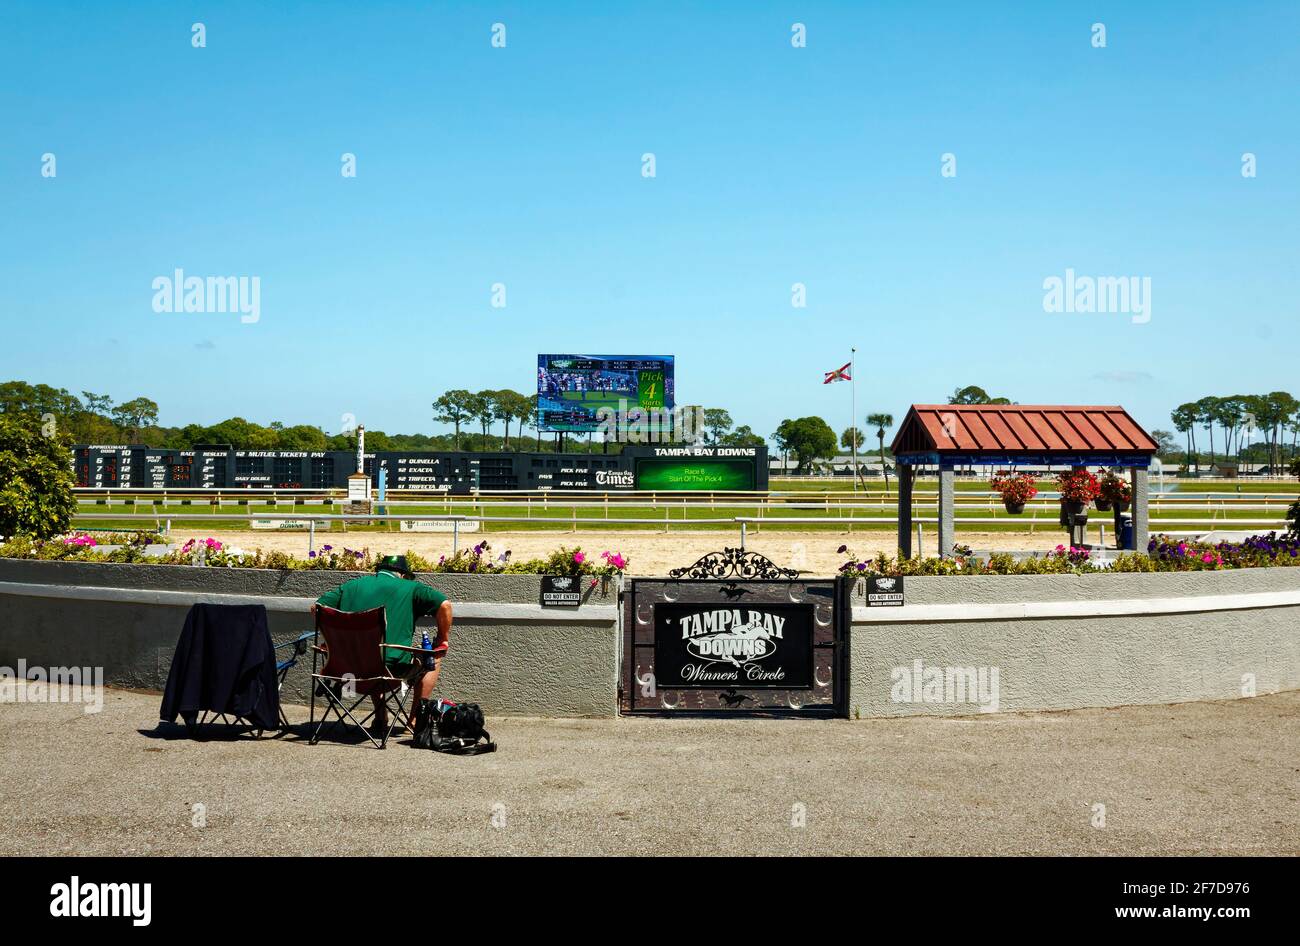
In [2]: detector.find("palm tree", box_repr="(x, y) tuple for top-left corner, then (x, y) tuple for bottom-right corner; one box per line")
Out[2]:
(433, 390), (475, 451)
(1194, 396), (1220, 466)
(866, 412), (894, 493)
(1171, 403), (1198, 470)
(528, 393), (541, 450)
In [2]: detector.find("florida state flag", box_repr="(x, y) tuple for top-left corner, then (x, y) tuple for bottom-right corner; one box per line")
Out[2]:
(823, 362), (851, 384)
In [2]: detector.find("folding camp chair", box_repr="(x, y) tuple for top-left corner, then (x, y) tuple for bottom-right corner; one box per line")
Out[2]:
(273, 631), (315, 730)
(308, 606), (413, 749)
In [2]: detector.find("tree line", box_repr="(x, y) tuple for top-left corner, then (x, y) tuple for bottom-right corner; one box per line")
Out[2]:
(0, 380), (764, 455)
(1170, 392), (1300, 469)
(11, 377), (1294, 471)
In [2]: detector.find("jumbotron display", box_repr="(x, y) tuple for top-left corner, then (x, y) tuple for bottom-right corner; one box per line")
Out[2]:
(71, 445), (767, 493)
(537, 354), (674, 433)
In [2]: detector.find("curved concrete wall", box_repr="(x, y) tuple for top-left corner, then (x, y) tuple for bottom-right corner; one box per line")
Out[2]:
(3, 559), (1297, 719)
(846, 569), (1300, 717)
(0, 560), (619, 717)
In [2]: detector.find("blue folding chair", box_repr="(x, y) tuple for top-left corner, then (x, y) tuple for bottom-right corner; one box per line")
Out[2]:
(274, 631), (315, 730)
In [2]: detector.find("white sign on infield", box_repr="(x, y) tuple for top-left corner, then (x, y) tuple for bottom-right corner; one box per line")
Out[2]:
(251, 519), (330, 531)
(399, 520), (481, 533)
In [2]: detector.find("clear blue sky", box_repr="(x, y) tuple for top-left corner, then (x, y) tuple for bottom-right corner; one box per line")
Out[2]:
(2, 1), (1296, 443)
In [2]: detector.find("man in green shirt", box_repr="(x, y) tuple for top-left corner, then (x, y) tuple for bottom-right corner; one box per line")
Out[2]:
(313, 554), (452, 734)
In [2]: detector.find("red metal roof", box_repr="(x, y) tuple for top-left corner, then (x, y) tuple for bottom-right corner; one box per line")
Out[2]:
(890, 405), (1158, 456)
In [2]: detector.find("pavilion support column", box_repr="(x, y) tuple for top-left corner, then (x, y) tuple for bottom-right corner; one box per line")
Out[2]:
(1131, 466), (1150, 552)
(937, 466), (955, 558)
(897, 464), (914, 558)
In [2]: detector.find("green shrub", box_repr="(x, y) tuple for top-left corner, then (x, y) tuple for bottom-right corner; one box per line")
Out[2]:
(0, 414), (77, 540)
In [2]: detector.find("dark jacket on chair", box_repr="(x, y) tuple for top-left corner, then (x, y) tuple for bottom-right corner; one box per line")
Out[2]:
(160, 603), (281, 729)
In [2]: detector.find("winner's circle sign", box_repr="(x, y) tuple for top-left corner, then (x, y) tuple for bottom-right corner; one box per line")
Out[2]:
(656, 603), (813, 689)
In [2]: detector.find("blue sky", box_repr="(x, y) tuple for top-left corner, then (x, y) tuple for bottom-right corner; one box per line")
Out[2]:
(2, 1), (1297, 442)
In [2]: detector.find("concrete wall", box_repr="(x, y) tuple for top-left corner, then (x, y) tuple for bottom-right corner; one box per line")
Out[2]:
(0, 560), (619, 717)
(4, 559), (1298, 720)
(845, 569), (1300, 717)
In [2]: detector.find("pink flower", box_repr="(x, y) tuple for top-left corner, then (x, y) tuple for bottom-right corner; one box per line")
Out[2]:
(573, 551), (585, 565)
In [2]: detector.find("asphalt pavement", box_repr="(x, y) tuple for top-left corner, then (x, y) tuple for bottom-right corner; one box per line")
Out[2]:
(1, 684), (1296, 856)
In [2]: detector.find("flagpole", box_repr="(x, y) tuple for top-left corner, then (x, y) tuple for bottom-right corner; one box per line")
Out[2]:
(851, 347), (857, 494)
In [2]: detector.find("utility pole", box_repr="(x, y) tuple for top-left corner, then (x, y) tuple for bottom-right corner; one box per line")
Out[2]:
(851, 347), (858, 494)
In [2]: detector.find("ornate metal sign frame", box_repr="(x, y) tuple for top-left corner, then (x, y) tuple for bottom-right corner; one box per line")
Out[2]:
(622, 550), (847, 717)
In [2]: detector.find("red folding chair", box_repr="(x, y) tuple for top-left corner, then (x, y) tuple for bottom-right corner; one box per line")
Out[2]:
(308, 605), (413, 749)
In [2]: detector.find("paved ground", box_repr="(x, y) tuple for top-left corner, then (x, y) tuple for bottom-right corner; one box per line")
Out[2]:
(1, 685), (1296, 856)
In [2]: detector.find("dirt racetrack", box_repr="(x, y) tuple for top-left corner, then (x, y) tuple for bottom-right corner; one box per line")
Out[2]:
(169, 528), (1070, 575)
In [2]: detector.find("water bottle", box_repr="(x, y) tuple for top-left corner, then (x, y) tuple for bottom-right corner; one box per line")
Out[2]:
(421, 629), (436, 671)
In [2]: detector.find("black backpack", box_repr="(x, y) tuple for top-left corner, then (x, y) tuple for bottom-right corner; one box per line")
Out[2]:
(413, 699), (496, 755)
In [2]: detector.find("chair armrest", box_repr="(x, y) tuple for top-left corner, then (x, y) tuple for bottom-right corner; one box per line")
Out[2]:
(384, 643), (448, 656)
(275, 631), (315, 656)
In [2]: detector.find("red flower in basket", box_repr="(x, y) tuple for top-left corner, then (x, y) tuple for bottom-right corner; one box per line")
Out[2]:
(1056, 469), (1101, 504)
(991, 472), (1038, 513)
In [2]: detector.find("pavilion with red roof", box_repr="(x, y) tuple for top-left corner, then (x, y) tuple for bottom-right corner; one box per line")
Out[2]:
(889, 404), (1159, 558)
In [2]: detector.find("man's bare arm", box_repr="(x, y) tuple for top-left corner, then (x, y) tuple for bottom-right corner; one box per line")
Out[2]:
(434, 600), (453, 649)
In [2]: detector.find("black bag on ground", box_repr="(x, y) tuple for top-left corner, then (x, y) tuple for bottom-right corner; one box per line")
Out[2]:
(412, 699), (496, 754)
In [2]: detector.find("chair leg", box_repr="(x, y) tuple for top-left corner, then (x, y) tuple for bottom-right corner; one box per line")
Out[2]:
(309, 686), (345, 745)
(276, 669), (292, 732)
(381, 688), (410, 749)
(311, 688), (388, 749)
(308, 635), (320, 736)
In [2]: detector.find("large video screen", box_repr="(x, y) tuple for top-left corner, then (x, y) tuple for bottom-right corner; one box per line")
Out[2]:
(537, 354), (675, 433)
(635, 458), (755, 491)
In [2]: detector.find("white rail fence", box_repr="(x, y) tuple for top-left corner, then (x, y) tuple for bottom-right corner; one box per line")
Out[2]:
(72, 511), (1293, 556)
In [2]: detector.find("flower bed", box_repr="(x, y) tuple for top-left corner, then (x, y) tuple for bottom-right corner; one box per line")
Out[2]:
(0, 534), (628, 577)
(837, 532), (1300, 577)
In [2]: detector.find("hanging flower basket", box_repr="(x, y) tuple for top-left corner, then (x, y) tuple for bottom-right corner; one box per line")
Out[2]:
(1056, 469), (1101, 508)
(990, 471), (1037, 516)
(1097, 470), (1133, 514)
